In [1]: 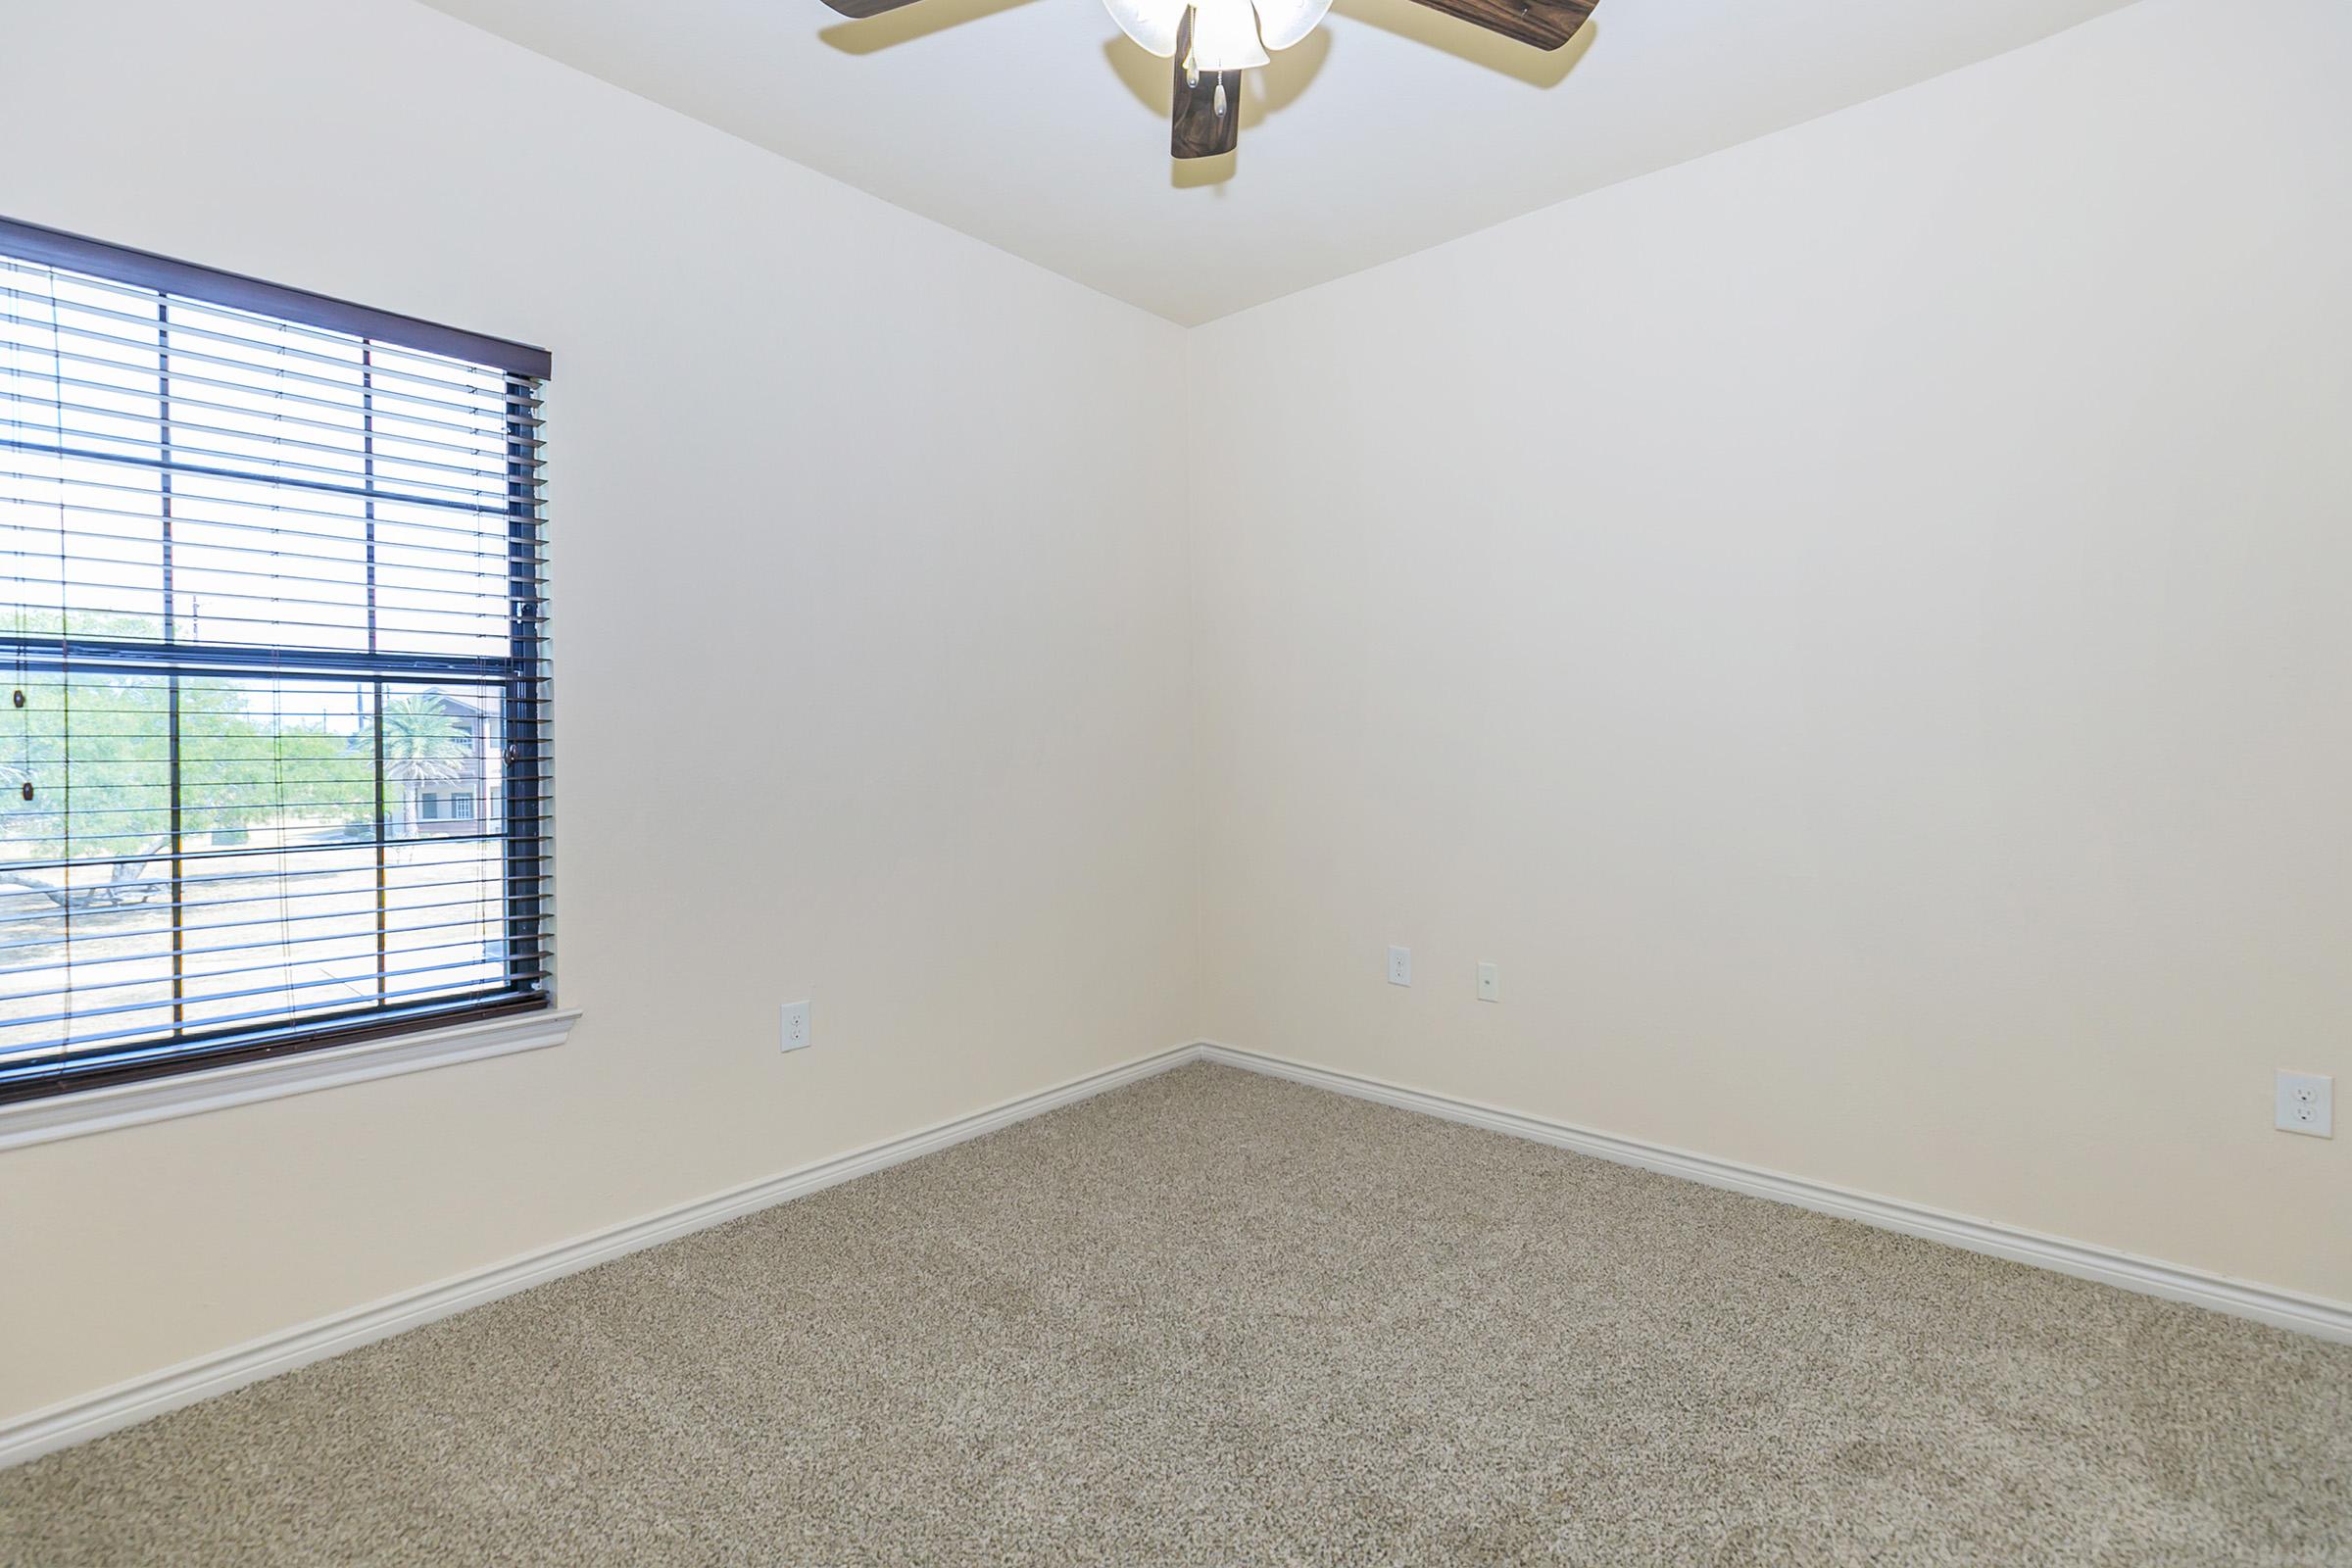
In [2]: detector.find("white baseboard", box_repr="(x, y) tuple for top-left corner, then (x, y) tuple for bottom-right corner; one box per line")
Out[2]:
(13, 1037), (2346, 1471)
(1198, 1041), (2352, 1347)
(0, 1042), (1199, 1471)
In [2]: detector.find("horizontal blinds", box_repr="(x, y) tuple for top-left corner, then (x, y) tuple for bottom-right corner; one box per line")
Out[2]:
(0, 233), (551, 1102)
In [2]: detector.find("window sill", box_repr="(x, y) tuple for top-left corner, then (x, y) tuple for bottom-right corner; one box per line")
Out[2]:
(0, 1007), (581, 1153)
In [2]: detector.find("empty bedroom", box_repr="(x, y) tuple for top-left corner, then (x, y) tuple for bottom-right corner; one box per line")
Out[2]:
(0, 0), (2346, 1561)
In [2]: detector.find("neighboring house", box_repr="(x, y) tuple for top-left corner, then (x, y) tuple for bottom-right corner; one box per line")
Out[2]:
(413, 693), (493, 836)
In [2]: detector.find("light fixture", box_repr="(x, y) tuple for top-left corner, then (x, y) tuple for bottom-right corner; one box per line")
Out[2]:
(1106, 0), (1332, 152)
(1102, 0), (1331, 74)
(820, 0), (1598, 165)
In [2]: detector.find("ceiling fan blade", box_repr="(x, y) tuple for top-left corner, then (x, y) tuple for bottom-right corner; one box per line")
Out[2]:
(817, 0), (930, 19)
(1170, 12), (1241, 159)
(1401, 0), (1593, 51)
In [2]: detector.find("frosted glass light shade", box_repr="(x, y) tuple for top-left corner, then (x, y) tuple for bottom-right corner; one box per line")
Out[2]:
(1102, 0), (1315, 67)
(1102, 0), (1184, 58)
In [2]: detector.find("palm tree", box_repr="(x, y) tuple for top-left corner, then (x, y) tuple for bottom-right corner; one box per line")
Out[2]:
(363, 693), (470, 835)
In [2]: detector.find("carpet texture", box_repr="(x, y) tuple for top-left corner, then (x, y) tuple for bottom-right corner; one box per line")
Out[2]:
(4, 1060), (2348, 1565)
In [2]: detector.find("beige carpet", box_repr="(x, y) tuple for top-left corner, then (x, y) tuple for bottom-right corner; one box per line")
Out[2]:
(3, 1061), (2348, 1566)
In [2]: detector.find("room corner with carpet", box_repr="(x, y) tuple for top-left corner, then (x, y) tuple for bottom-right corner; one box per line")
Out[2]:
(2, 0), (2349, 1560)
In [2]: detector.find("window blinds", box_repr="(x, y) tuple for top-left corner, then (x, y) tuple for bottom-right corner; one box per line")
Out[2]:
(0, 220), (551, 1102)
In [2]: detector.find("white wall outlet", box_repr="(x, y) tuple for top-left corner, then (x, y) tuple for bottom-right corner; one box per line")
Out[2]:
(1476, 961), (1500, 1003)
(1387, 946), (1412, 987)
(2276, 1070), (2332, 1138)
(781, 1001), (811, 1054)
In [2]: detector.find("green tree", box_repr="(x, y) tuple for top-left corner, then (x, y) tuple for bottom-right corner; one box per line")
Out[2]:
(0, 669), (376, 908)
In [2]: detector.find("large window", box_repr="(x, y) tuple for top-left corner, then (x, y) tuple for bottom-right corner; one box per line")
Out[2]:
(0, 220), (551, 1102)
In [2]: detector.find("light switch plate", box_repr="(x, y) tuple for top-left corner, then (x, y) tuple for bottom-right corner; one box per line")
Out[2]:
(2276, 1070), (2332, 1138)
(1476, 961), (1500, 1003)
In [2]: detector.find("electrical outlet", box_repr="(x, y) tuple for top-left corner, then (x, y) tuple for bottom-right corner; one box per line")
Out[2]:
(1476, 961), (1500, 1003)
(1387, 946), (1412, 987)
(2276, 1071), (2332, 1138)
(781, 1001), (811, 1054)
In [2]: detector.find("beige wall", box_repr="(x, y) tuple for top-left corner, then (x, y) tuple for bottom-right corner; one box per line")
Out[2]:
(1190, 0), (2352, 1302)
(0, 0), (1197, 1420)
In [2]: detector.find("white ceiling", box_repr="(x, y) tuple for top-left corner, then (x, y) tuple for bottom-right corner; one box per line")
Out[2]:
(418, 0), (2139, 324)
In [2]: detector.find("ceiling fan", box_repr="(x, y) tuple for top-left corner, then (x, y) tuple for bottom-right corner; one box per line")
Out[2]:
(817, 0), (1597, 160)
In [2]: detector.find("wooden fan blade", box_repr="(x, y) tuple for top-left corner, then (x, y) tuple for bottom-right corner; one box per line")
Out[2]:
(818, 0), (929, 19)
(1170, 13), (1241, 159)
(1402, 0), (1594, 51)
